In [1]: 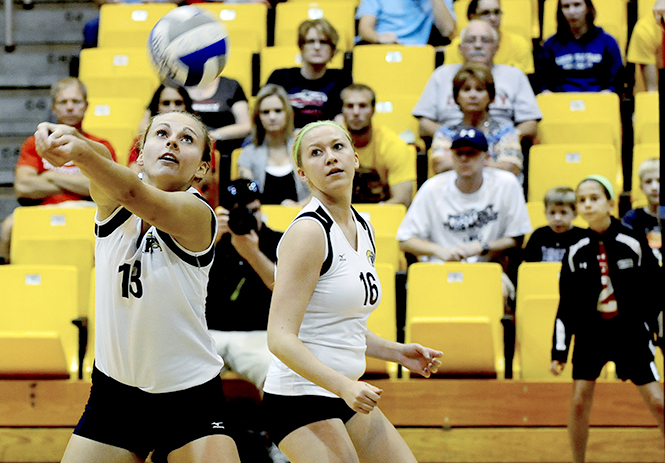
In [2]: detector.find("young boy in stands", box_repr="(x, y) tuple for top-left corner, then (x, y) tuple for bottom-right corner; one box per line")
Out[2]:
(622, 158), (661, 265)
(522, 186), (586, 262)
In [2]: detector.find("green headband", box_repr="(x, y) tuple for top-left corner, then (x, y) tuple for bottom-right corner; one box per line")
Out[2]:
(292, 121), (353, 166)
(580, 174), (615, 199)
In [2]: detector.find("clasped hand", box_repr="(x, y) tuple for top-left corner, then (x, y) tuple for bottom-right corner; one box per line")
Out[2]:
(34, 122), (82, 167)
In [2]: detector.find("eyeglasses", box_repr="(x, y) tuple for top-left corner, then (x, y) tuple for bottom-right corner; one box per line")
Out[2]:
(461, 35), (495, 45)
(477, 9), (502, 17)
(303, 38), (332, 47)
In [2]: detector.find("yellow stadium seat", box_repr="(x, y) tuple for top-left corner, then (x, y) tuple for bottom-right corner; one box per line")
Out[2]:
(634, 91), (659, 145)
(259, 45), (344, 88)
(230, 148), (242, 181)
(352, 203), (406, 236)
(365, 263), (398, 378)
(638, 0), (656, 20)
(405, 262), (505, 378)
(79, 48), (161, 102)
(274, 1), (356, 51)
(82, 98), (146, 166)
(222, 47), (254, 98)
(527, 144), (621, 203)
(352, 44), (436, 98)
(542, 0), (627, 53)
(373, 95), (423, 147)
(83, 268), (96, 380)
(516, 295), (573, 379)
(631, 143), (659, 207)
(261, 204), (302, 232)
(0, 265), (80, 379)
(98, 3), (175, 48)
(10, 207), (97, 318)
(515, 262), (561, 310)
(198, 3), (268, 53)
(536, 92), (622, 155)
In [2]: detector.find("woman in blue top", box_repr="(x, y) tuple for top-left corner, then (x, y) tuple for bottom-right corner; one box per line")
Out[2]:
(538, 0), (623, 93)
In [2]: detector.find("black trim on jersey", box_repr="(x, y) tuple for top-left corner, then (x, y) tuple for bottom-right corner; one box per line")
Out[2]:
(298, 206), (334, 276)
(159, 231), (215, 267)
(95, 207), (133, 238)
(351, 206), (376, 255)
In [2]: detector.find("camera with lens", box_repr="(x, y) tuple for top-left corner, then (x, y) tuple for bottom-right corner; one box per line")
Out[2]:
(228, 207), (257, 235)
(221, 179), (261, 235)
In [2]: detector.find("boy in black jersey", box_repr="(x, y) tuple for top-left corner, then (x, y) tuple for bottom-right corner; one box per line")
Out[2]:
(523, 185), (586, 262)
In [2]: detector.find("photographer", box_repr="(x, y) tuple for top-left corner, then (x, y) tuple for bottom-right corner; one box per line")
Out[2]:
(205, 179), (283, 391)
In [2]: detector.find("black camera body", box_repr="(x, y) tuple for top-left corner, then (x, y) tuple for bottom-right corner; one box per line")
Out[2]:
(227, 206), (258, 235)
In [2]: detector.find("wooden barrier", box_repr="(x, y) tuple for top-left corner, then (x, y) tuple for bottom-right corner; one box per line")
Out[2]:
(0, 378), (660, 428)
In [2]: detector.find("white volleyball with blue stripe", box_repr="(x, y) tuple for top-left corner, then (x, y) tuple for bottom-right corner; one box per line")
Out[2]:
(147, 5), (230, 88)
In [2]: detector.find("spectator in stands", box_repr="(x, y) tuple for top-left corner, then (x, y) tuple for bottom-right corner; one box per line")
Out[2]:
(205, 179), (288, 463)
(412, 20), (541, 142)
(397, 127), (531, 312)
(237, 84), (309, 205)
(444, 0), (534, 74)
(266, 19), (352, 129)
(430, 63), (523, 180)
(0, 77), (116, 264)
(627, 2), (663, 92)
(622, 158), (661, 264)
(187, 75), (252, 208)
(537, 0), (624, 93)
(551, 175), (664, 463)
(355, 0), (456, 46)
(128, 83), (194, 173)
(341, 83), (415, 207)
(522, 185), (586, 262)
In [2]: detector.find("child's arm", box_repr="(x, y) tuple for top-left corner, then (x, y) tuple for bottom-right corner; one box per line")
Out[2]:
(551, 248), (576, 368)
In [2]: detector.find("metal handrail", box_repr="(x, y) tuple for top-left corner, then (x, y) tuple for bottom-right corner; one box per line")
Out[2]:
(4, 0), (15, 52)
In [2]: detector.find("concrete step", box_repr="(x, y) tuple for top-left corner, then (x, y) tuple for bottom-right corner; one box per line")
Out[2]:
(0, 90), (53, 137)
(0, 47), (78, 88)
(1, 2), (98, 45)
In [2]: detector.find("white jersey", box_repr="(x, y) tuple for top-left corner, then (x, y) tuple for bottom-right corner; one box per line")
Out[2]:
(93, 187), (223, 393)
(397, 168), (532, 263)
(263, 197), (381, 398)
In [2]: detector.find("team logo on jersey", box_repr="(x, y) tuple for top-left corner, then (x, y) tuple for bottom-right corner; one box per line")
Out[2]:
(144, 232), (162, 253)
(339, 254), (346, 262)
(366, 250), (375, 267)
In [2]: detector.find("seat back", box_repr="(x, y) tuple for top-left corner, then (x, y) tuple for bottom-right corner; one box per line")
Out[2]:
(352, 45), (436, 98)
(536, 92), (622, 155)
(527, 144), (620, 203)
(98, 3), (175, 48)
(82, 98), (146, 166)
(373, 95), (423, 147)
(0, 265), (79, 379)
(365, 263), (398, 378)
(274, 1), (356, 51)
(515, 262), (562, 310)
(11, 207), (97, 317)
(222, 47), (254, 98)
(260, 45), (344, 87)
(198, 3), (268, 53)
(405, 262), (505, 377)
(634, 91), (659, 145)
(261, 205), (302, 232)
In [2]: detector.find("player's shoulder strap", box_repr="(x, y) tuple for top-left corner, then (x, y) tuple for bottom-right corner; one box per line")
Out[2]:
(297, 205), (334, 276)
(351, 206), (376, 254)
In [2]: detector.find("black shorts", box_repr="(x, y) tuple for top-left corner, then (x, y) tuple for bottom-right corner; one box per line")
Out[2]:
(572, 318), (659, 386)
(74, 366), (231, 459)
(262, 393), (356, 445)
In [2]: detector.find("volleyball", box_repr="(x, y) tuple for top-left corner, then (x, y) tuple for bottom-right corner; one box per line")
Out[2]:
(147, 5), (230, 88)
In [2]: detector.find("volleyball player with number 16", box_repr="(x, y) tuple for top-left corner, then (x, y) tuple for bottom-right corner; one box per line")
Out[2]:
(263, 121), (443, 463)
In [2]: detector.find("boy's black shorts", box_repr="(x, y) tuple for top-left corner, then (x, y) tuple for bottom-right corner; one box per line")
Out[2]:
(572, 318), (659, 386)
(262, 392), (357, 445)
(74, 366), (232, 459)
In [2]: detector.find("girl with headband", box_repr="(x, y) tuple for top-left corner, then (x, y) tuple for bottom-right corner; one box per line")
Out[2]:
(262, 121), (443, 462)
(551, 175), (664, 463)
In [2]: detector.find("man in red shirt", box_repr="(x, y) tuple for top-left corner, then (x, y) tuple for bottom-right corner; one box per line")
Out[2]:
(0, 77), (116, 263)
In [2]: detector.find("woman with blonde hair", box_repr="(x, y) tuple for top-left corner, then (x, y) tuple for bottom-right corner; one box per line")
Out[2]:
(237, 84), (309, 205)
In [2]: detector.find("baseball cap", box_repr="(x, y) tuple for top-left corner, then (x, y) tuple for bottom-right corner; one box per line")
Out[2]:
(450, 127), (488, 152)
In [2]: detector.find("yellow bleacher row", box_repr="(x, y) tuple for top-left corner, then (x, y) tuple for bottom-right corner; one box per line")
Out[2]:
(3, 205), (663, 382)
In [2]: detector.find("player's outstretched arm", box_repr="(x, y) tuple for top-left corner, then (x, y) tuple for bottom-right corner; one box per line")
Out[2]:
(366, 332), (442, 378)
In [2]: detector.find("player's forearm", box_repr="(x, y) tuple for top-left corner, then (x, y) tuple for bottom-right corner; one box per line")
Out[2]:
(365, 331), (402, 362)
